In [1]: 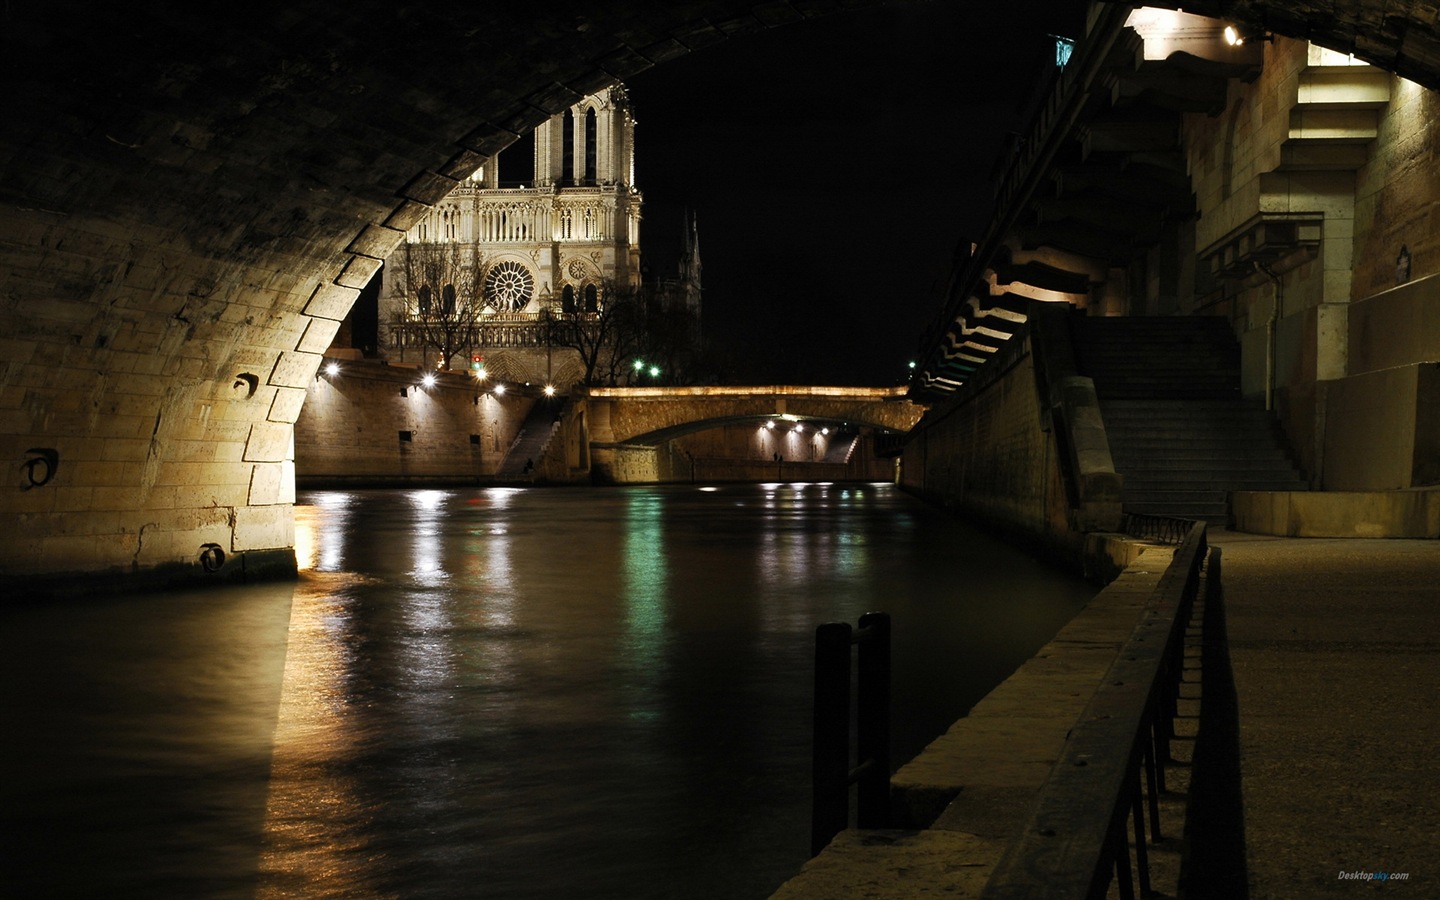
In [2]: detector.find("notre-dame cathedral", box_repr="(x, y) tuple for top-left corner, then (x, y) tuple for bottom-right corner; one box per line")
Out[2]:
(376, 84), (701, 387)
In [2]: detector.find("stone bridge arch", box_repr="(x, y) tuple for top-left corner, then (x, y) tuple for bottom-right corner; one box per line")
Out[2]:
(584, 387), (923, 447)
(577, 386), (924, 484)
(3, 1), (1438, 587)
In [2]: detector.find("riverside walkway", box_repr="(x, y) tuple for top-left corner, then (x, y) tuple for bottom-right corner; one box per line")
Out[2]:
(774, 529), (1440, 898)
(1204, 531), (1440, 898)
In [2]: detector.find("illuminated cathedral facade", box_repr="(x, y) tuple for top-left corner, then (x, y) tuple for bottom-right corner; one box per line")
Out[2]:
(377, 84), (664, 386)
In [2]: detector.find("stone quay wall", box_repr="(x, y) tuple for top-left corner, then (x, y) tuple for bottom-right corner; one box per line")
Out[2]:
(900, 332), (1081, 565)
(295, 361), (531, 486)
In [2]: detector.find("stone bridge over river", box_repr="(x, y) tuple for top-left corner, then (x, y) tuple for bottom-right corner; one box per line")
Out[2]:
(584, 386), (923, 445)
(574, 386), (925, 484)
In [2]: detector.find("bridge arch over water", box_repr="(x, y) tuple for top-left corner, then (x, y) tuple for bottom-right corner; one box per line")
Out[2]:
(584, 386), (924, 446)
(3, 1), (1438, 586)
(575, 386), (923, 484)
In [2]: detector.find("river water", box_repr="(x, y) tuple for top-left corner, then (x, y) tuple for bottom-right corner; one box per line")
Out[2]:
(2, 483), (1094, 899)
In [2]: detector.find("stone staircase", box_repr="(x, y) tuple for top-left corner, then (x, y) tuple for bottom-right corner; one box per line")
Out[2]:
(820, 431), (859, 464)
(1072, 315), (1308, 524)
(495, 396), (567, 479)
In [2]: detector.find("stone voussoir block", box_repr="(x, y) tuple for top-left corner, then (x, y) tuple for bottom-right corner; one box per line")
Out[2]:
(248, 462), (287, 505)
(244, 421), (293, 462)
(269, 350), (323, 389)
(296, 316), (342, 355)
(399, 170), (461, 206)
(268, 387), (307, 424)
(383, 200), (434, 234)
(302, 282), (360, 322)
(233, 503), (294, 552)
(346, 223), (406, 261)
(335, 254), (383, 290)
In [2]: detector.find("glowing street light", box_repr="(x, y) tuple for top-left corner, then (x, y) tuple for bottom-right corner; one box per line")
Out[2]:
(421, 373), (437, 388)
(543, 384), (556, 397)
(648, 365), (660, 378)
(324, 361), (340, 377)
(493, 383), (506, 396)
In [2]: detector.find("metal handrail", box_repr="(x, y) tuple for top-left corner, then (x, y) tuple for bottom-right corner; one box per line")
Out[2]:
(983, 522), (1209, 899)
(1121, 512), (1199, 545)
(811, 612), (891, 857)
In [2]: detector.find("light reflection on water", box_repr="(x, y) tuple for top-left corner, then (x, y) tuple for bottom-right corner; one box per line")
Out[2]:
(1, 483), (1095, 899)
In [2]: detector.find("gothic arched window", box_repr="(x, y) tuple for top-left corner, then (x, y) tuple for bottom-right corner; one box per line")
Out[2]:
(442, 284), (456, 315)
(583, 283), (598, 313)
(584, 108), (597, 185)
(562, 108), (576, 186)
(561, 284), (576, 314)
(417, 284), (431, 316)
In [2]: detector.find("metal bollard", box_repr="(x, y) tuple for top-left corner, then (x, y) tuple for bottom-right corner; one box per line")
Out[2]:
(811, 622), (852, 856)
(811, 612), (892, 857)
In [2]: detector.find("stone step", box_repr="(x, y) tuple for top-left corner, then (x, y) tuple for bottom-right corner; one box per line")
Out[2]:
(1091, 375), (1241, 386)
(1124, 488), (1228, 504)
(1122, 498), (1231, 521)
(1098, 388), (1244, 400)
(1125, 478), (1307, 492)
(1114, 463), (1299, 479)
(1121, 468), (1307, 482)
(1106, 427), (1287, 441)
(1102, 409), (1277, 425)
(1079, 345), (1239, 357)
(1108, 410), (1276, 420)
(1105, 437), (1301, 452)
(1073, 315), (1233, 329)
(1079, 314), (1306, 521)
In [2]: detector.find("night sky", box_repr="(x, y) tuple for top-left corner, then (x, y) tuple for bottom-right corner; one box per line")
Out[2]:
(627, 1), (1085, 385)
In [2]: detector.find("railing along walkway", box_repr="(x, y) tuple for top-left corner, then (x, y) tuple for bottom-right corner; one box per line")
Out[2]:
(982, 522), (1210, 898)
(774, 526), (1213, 898)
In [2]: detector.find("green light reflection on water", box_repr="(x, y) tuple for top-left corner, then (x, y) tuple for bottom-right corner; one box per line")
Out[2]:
(621, 491), (668, 720)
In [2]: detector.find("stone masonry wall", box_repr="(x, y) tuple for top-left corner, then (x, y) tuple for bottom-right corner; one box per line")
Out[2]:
(900, 343), (1074, 557)
(295, 363), (529, 484)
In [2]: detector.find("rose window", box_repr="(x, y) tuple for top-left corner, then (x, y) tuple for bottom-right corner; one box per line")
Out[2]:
(484, 261), (534, 311)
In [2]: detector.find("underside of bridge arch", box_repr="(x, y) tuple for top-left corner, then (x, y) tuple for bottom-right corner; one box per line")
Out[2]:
(3, 0), (1438, 588)
(592, 413), (909, 485)
(621, 414), (904, 448)
(624, 414), (892, 446)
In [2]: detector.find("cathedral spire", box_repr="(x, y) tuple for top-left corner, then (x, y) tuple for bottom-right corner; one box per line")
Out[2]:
(682, 209), (702, 290)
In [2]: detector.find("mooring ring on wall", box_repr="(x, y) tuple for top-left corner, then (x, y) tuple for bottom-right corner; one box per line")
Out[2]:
(233, 373), (260, 398)
(22, 448), (59, 488)
(199, 543), (227, 572)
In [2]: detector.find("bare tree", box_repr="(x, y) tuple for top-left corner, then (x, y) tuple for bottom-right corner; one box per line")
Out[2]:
(633, 292), (701, 384)
(546, 280), (647, 386)
(388, 242), (486, 369)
